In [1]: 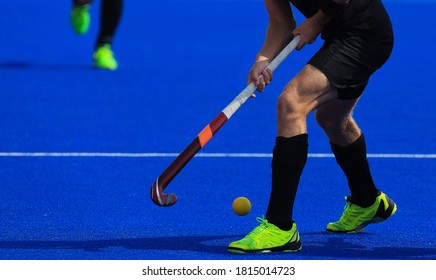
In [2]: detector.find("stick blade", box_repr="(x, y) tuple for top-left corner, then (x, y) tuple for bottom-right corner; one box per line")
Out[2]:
(150, 178), (178, 207)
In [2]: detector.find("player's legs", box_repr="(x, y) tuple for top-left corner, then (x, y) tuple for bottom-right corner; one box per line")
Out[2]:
(315, 99), (396, 233)
(266, 64), (338, 229)
(314, 98), (360, 145)
(276, 64), (337, 138)
(93, 0), (123, 70)
(316, 98), (379, 205)
(74, 0), (92, 4)
(95, 0), (123, 48)
(228, 65), (338, 253)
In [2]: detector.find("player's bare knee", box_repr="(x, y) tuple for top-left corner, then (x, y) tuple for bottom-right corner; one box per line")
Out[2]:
(277, 92), (304, 122)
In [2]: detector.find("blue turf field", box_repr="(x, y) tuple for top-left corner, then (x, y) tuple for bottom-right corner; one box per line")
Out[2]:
(0, 0), (435, 260)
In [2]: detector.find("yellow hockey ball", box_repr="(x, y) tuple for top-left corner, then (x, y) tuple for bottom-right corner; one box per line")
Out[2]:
(232, 197), (251, 216)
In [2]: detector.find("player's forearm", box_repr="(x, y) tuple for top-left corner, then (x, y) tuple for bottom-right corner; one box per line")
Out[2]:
(257, 0), (296, 62)
(256, 22), (295, 62)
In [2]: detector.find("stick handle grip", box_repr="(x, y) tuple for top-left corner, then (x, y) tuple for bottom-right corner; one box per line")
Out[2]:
(267, 35), (300, 72)
(222, 35), (300, 119)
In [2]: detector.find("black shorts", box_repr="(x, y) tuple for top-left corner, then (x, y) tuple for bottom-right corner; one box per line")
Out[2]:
(297, 0), (394, 99)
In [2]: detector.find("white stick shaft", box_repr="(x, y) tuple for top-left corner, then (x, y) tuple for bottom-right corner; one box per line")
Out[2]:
(222, 35), (300, 119)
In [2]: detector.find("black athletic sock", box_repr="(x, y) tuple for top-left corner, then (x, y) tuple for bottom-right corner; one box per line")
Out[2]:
(73, 0), (92, 6)
(96, 0), (123, 48)
(266, 134), (308, 231)
(330, 133), (379, 207)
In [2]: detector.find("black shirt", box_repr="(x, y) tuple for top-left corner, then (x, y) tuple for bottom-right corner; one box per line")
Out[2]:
(289, 0), (393, 40)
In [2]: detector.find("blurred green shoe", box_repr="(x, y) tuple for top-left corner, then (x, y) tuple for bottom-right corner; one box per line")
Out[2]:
(93, 44), (118, 70)
(71, 4), (90, 35)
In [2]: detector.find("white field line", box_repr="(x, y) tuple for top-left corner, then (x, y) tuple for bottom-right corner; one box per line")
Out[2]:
(0, 152), (435, 158)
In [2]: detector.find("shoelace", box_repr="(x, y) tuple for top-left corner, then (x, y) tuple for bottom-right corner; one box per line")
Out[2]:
(339, 202), (353, 225)
(246, 217), (271, 238)
(339, 201), (369, 225)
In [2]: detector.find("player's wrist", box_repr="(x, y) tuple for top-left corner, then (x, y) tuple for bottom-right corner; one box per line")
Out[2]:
(255, 55), (271, 64)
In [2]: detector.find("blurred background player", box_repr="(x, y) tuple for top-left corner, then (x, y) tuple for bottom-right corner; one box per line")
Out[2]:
(70, 0), (123, 70)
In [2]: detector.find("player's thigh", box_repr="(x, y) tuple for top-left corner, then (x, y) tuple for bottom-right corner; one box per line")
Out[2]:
(279, 64), (338, 115)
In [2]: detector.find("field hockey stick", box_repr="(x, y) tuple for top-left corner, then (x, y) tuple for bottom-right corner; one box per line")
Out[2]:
(151, 35), (300, 207)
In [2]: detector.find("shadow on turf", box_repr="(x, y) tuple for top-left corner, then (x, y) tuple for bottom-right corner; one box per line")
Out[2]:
(0, 61), (94, 71)
(0, 233), (435, 260)
(297, 232), (436, 260)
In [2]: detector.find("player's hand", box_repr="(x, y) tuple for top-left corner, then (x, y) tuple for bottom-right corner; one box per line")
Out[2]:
(247, 57), (273, 97)
(293, 13), (326, 50)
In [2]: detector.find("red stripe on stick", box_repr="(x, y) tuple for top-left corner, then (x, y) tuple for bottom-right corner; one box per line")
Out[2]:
(198, 126), (213, 147)
(197, 112), (228, 147)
